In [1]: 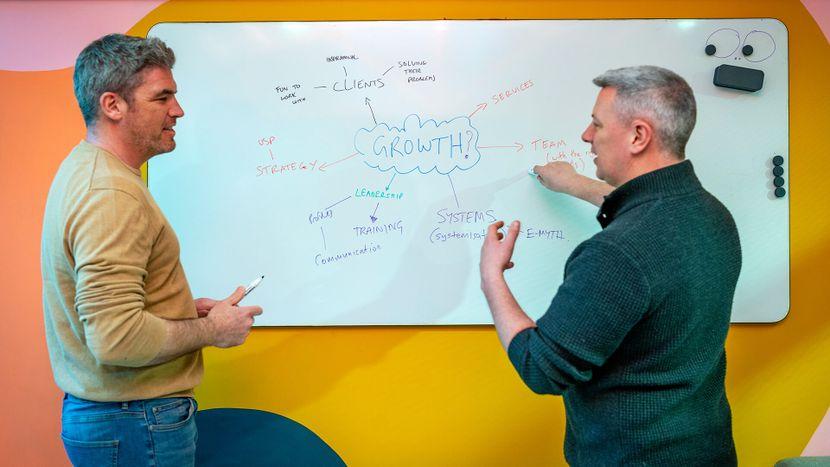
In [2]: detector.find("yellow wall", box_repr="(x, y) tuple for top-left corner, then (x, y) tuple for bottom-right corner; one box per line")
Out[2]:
(1, 0), (827, 465)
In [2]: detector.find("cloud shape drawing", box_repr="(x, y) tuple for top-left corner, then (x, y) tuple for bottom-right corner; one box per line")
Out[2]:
(354, 114), (481, 175)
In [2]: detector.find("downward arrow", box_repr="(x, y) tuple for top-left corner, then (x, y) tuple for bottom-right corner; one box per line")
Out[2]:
(370, 202), (380, 223)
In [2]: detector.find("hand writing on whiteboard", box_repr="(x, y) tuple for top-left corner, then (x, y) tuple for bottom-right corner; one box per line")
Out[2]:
(533, 161), (580, 193)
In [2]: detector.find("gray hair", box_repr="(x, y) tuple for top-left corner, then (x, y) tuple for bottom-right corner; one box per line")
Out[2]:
(73, 34), (175, 126)
(593, 66), (696, 158)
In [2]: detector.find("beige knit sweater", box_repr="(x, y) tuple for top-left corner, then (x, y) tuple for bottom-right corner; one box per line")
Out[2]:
(41, 141), (202, 402)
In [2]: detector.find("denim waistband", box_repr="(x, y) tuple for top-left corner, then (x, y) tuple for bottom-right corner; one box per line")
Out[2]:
(63, 393), (196, 413)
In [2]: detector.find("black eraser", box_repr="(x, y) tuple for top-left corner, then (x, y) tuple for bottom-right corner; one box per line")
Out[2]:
(713, 64), (765, 92)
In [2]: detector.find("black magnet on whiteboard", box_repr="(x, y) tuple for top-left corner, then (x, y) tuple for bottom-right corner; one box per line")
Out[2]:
(770, 156), (786, 198)
(742, 44), (754, 56)
(713, 64), (764, 92)
(705, 44), (717, 56)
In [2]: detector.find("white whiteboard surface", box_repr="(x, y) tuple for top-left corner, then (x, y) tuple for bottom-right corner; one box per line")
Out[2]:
(148, 19), (789, 325)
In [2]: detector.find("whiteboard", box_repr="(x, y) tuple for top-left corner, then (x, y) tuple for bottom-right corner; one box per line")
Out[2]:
(147, 19), (789, 325)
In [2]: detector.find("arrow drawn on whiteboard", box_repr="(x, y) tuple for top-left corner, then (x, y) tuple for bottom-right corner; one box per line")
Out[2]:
(320, 226), (327, 251)
(319, 152), (359, 171)
(468, 102), (487, 118)
(385, 172), (396, 191)
(382, 65), (394, 76)
(479, 142), (524, 152)
(370, 202), (380, 223)
(448, 174), (460, 208)
(325, 195), (352, 211)
(365, 97), (377, 125)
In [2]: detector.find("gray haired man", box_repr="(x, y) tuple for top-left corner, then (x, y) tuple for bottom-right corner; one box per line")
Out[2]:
(480, 66), (740, 465)
(42, 34), (262, 466)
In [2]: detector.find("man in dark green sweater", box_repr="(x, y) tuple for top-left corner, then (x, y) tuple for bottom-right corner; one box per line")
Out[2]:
(480, 66), (741, 465)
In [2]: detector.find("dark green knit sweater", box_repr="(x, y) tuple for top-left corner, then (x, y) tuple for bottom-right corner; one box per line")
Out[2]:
(508, 160), (741, 466)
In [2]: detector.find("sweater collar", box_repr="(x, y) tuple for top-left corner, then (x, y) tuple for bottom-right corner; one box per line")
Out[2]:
(79, 140), (143, 177)
(597, 160), (701, 228)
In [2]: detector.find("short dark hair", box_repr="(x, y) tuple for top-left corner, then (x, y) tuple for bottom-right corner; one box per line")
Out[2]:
(73, 34), (175, 126)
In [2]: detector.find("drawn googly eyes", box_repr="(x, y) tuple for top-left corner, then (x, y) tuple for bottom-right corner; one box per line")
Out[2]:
(742, 30), (776, 62)
(704, 28), (777, 63)
(705, 28), (741, 58)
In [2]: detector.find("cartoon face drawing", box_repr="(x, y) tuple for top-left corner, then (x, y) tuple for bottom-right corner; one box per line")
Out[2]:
(705, 28), (776, 63)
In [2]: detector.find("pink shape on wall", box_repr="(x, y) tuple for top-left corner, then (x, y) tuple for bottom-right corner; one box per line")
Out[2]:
(0, 0), (166, 72)
(802, 0), (830, 44)
(802, 407), (830, 456)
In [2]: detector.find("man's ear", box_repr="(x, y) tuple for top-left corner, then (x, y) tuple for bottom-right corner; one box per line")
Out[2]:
(98, 92), (127, 123)
(629, 118), (654, 156)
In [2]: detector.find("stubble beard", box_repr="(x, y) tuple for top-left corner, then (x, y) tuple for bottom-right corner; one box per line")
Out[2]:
(127, 120), (173, 159)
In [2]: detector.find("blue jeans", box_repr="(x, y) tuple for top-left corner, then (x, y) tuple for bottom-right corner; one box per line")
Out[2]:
(61, 393), (198, 467)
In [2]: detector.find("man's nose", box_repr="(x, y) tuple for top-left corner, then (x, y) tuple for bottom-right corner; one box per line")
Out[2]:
(171, 97), (184, 118)
(581, 125), (592, 143)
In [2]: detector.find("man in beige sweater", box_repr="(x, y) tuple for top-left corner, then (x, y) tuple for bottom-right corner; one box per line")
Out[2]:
(41, 34), (262, 466)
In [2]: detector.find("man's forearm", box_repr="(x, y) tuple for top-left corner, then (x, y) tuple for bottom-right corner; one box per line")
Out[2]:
(572, 175), (614, 207)
(146, 317), (216, 366)
(482, 275), (536, 351)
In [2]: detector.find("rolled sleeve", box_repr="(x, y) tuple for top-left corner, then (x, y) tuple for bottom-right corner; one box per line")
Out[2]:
(507, 240), (651, 394)
(70, 188), (167, 367)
